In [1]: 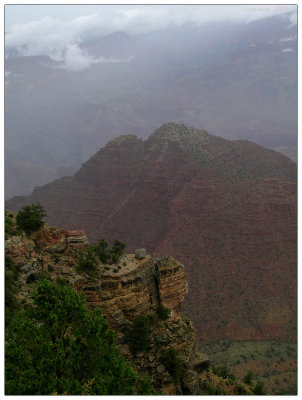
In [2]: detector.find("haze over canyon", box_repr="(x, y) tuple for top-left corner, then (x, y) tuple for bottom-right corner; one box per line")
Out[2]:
(5, 8), (297, 198)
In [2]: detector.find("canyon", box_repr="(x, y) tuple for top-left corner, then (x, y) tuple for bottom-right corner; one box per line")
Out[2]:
(6, 219), (254, 395)
(7, 123), (297, 347)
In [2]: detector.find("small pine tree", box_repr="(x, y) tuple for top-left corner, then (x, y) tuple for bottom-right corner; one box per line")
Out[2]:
(111, 240), (126, 257)
(95, 239), (109, 263)
(244, 370), (254, 385)
(77, 248), (98, 273)
(5, 279), (138, 395)
(16, 204), (47, 234)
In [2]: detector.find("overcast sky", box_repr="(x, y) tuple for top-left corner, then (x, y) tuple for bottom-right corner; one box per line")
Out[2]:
(5, 4), (297, 71)
(5, 4), (297, 31)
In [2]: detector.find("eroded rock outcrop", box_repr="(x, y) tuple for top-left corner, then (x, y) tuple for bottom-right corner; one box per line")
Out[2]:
(74, 254), (159, 328)
(5, 221), (251, 395)
(156, 257), (188, 314)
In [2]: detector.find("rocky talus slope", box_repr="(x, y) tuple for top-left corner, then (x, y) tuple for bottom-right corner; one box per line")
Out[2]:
(5, 221), (253, 395)
(7, 123), (297, 346)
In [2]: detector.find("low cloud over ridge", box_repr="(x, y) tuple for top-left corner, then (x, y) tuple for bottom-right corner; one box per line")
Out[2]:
(5, 5), (297, 71)
(5, 14), (133, 71)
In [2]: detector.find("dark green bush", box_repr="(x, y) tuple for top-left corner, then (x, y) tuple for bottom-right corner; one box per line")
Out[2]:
(236, 384), (248, 395)
(5, 216), (13, 235)
(127, 314), (151, 355)
(5, 215), (22, 236)
(51, 254), (60, 263)
(253, 381), (266, 395)
(93, 239), (126, 265)
(156, 304), (171, 320)
(16, 204), (47, 234)
(77, 248), (98, 274)
(212, 365), (236, 381)
(5, 256), (20, 327)
(243, 371), (254, 385)
(5, 279), (140, 395)
(137, 377), (153, 395)
(111, 240), (126, 258)
(160, 348), (183, 384)
(200, 381), (227, 395)
(93, 239), (109, 263)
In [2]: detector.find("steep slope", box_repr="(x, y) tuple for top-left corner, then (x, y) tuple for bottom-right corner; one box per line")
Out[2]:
(7, 123), (297, 348)
(5, 216), (256, 395)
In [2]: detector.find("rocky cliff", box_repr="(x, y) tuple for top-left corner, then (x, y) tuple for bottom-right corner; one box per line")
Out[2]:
(5, 217), (253, 395)
(7, 123), (297, 347)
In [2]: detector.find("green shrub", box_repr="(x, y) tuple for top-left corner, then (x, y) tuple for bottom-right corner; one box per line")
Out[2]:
(111, 240), (126, 258)
(5, 215), (22, 236)
(127, 314), (151, 355)
(93, 239), (109, 263)
(160, 348), (183, 384)
(212, 365), (236, 381)
(16, 204), (47, 234)
(236, 384), (248, 395)
(253, 381), (266, 395)
(77, 248), (97, 274)
(5, 256), (20, 327)
(93, 239), (126, 265)
(156, 304), (171, 320)
(200, 381), (227, 395)
(5, 279), (140, 395)
(5, 217), (13, 235)
(51, 254), (60, 263)
(136, 377), (153, 395)
(243, 371), (254, 385)
(110, 253), (119, 264)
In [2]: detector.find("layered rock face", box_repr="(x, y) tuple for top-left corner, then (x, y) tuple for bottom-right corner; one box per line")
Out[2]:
(65, 230), (88, 249)
(74, 255), (158, 328)
(69, 254), (188, 330)
(156, 257), (188, 314)
(7, 123), (297, 345)
(6, 223), (234, 395)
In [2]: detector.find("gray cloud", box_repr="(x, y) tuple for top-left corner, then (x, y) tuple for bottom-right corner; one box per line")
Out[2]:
(5, 5), (297, 71)
(5, 14), (134, 70)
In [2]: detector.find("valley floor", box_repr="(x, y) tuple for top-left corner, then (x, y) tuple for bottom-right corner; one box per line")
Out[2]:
(203, 339), (297, 395)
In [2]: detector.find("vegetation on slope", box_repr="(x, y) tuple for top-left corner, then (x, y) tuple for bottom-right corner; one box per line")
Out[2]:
(15, 203), (47, 235)
(5, 255), (20, 326)
(5, 278), (152, 395)
(5, 206), (290, 395)
(203, 339), (297, 395)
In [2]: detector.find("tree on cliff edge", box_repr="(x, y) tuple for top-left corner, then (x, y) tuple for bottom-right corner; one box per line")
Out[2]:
(5, 278), (139, 395)
(16, 203), (47, 234)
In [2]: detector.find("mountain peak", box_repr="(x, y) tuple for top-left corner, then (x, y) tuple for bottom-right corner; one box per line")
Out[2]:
(149, 122), (210, 143)
(6, 123), (296, 362)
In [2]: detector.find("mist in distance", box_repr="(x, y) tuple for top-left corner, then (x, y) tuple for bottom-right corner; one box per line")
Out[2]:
(5, 5), (297, 198)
